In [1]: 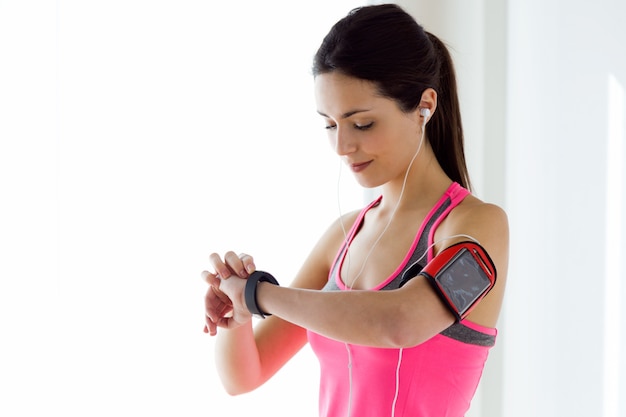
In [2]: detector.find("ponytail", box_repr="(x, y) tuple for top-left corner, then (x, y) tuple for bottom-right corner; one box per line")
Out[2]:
(425, 32), (472, 191)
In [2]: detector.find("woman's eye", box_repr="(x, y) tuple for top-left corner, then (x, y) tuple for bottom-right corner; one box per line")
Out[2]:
(324, 122), (373, 131)
(355, 122), (374, 131)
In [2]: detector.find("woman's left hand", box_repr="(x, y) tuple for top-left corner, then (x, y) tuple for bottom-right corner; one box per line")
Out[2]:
(204, 271), (251, 334)
(202, 274), (233, 335)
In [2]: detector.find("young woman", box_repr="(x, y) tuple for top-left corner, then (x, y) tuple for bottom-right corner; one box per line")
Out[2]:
(202, 4), (509, 416)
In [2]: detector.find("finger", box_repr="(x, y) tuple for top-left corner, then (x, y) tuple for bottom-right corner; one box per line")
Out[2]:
(204, 321), (217, 336)
(201, 270), (219, 286)
(215, 315), (236, 330)
(224, 251), (247, 278)
(214, 300), (234, 320)
(238, 253), (256, 275)
(205, 285), (233, 322)
(209, 252), (232, 279)
(205, 314), (220, 335)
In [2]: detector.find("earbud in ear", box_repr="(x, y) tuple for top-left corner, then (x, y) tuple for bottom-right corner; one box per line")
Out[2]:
(419, 108), (431, 119)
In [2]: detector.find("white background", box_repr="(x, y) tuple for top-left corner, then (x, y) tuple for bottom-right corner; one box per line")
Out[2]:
(0, 1), (363, 416)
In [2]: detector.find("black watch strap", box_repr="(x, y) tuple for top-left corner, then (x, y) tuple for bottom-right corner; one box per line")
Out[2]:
(244, 270), (279, 319)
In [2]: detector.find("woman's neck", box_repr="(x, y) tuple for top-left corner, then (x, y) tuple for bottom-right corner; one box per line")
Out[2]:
(377, 152), (452, 214)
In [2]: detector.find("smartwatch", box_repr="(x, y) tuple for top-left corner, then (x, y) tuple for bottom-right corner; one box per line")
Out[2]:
(244, 270), (279, 319)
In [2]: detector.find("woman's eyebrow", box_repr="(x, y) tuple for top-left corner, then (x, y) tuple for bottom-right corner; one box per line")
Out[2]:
(316, 109), (372, 119)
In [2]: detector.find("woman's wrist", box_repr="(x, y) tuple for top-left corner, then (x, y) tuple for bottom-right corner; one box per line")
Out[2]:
(244, 271), (279, 319)
(255, 282), (272, 317)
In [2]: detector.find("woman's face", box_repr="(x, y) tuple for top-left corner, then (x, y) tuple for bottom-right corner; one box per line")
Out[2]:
(314, 72), (423, 188)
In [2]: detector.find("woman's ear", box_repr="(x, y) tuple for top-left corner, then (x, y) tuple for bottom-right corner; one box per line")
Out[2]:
(418, 88), (438, 122)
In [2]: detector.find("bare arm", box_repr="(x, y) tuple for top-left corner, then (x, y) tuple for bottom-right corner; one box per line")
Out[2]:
(254, 275), (455, 347)
(213, 315), (307, 395)
(217, 201), (509, 348)
(204, 216), (350, 395)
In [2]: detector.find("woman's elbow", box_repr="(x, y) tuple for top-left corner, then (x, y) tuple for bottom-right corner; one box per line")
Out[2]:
(221, 381), (257, 396)
(384, 326), (430, 348)
(380, 302), (455, 348)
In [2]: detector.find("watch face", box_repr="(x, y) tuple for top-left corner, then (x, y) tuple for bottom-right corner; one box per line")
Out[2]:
(435, 248), (492, 316)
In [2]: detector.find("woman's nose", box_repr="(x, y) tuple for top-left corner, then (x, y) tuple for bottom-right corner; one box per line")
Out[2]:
(334, 127), (357, 156)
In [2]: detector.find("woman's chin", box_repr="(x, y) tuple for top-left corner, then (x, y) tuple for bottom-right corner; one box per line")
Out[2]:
(352, 176), (383, 189)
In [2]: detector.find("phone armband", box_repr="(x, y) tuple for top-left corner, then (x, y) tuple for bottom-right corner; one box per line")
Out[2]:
(419, 241), (497, 321)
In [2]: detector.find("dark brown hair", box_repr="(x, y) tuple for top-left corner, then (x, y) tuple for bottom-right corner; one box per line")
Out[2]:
(312, 3), (471, 190)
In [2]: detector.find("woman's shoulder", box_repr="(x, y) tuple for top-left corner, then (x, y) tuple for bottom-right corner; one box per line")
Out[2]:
(300, 208), (362, 282)
(454, 194), (508, 226)
(324, 196), (379, 247)
(436, 193), (509, 248)
(324, 209), (361, 249)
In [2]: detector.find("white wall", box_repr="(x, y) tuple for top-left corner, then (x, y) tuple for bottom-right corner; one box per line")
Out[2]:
(388, 1), (626, 416)
(0, 1), (364, 416)
(503, 0), (626, 416)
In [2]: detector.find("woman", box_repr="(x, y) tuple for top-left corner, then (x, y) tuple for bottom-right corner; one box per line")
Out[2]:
(202, 4), (508, 416)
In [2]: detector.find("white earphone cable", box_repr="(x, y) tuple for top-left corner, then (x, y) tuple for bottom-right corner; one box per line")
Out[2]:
(338, 116), (428, 417)
(335, 109), (481, 417)
(343, 118), (426, 290)
(390, 347), (403, 417)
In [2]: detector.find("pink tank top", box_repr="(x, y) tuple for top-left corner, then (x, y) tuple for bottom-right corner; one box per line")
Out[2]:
(307, 183), (496, 417)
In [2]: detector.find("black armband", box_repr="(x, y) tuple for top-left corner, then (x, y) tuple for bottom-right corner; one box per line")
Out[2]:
(244, 270), (279, 319)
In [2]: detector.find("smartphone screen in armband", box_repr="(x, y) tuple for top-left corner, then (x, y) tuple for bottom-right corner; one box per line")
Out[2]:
(434, 248), (493, 318)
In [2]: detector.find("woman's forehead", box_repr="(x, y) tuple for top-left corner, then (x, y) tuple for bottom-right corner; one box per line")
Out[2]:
(314, 73), (384, 116)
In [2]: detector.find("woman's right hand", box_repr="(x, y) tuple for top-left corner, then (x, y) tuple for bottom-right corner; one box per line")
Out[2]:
(202, 251), (257, 335)
(209, 251), (257, 281)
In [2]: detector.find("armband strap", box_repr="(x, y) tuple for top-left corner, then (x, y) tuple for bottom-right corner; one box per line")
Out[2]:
(244, 270), (279, 319)
(419, 241), (497, 321)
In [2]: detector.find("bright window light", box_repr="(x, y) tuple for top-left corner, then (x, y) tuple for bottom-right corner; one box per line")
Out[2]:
(604, 73), (624, 417)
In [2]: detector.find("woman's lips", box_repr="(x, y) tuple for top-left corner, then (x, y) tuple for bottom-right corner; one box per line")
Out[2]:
(350, 160), (372, 173)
